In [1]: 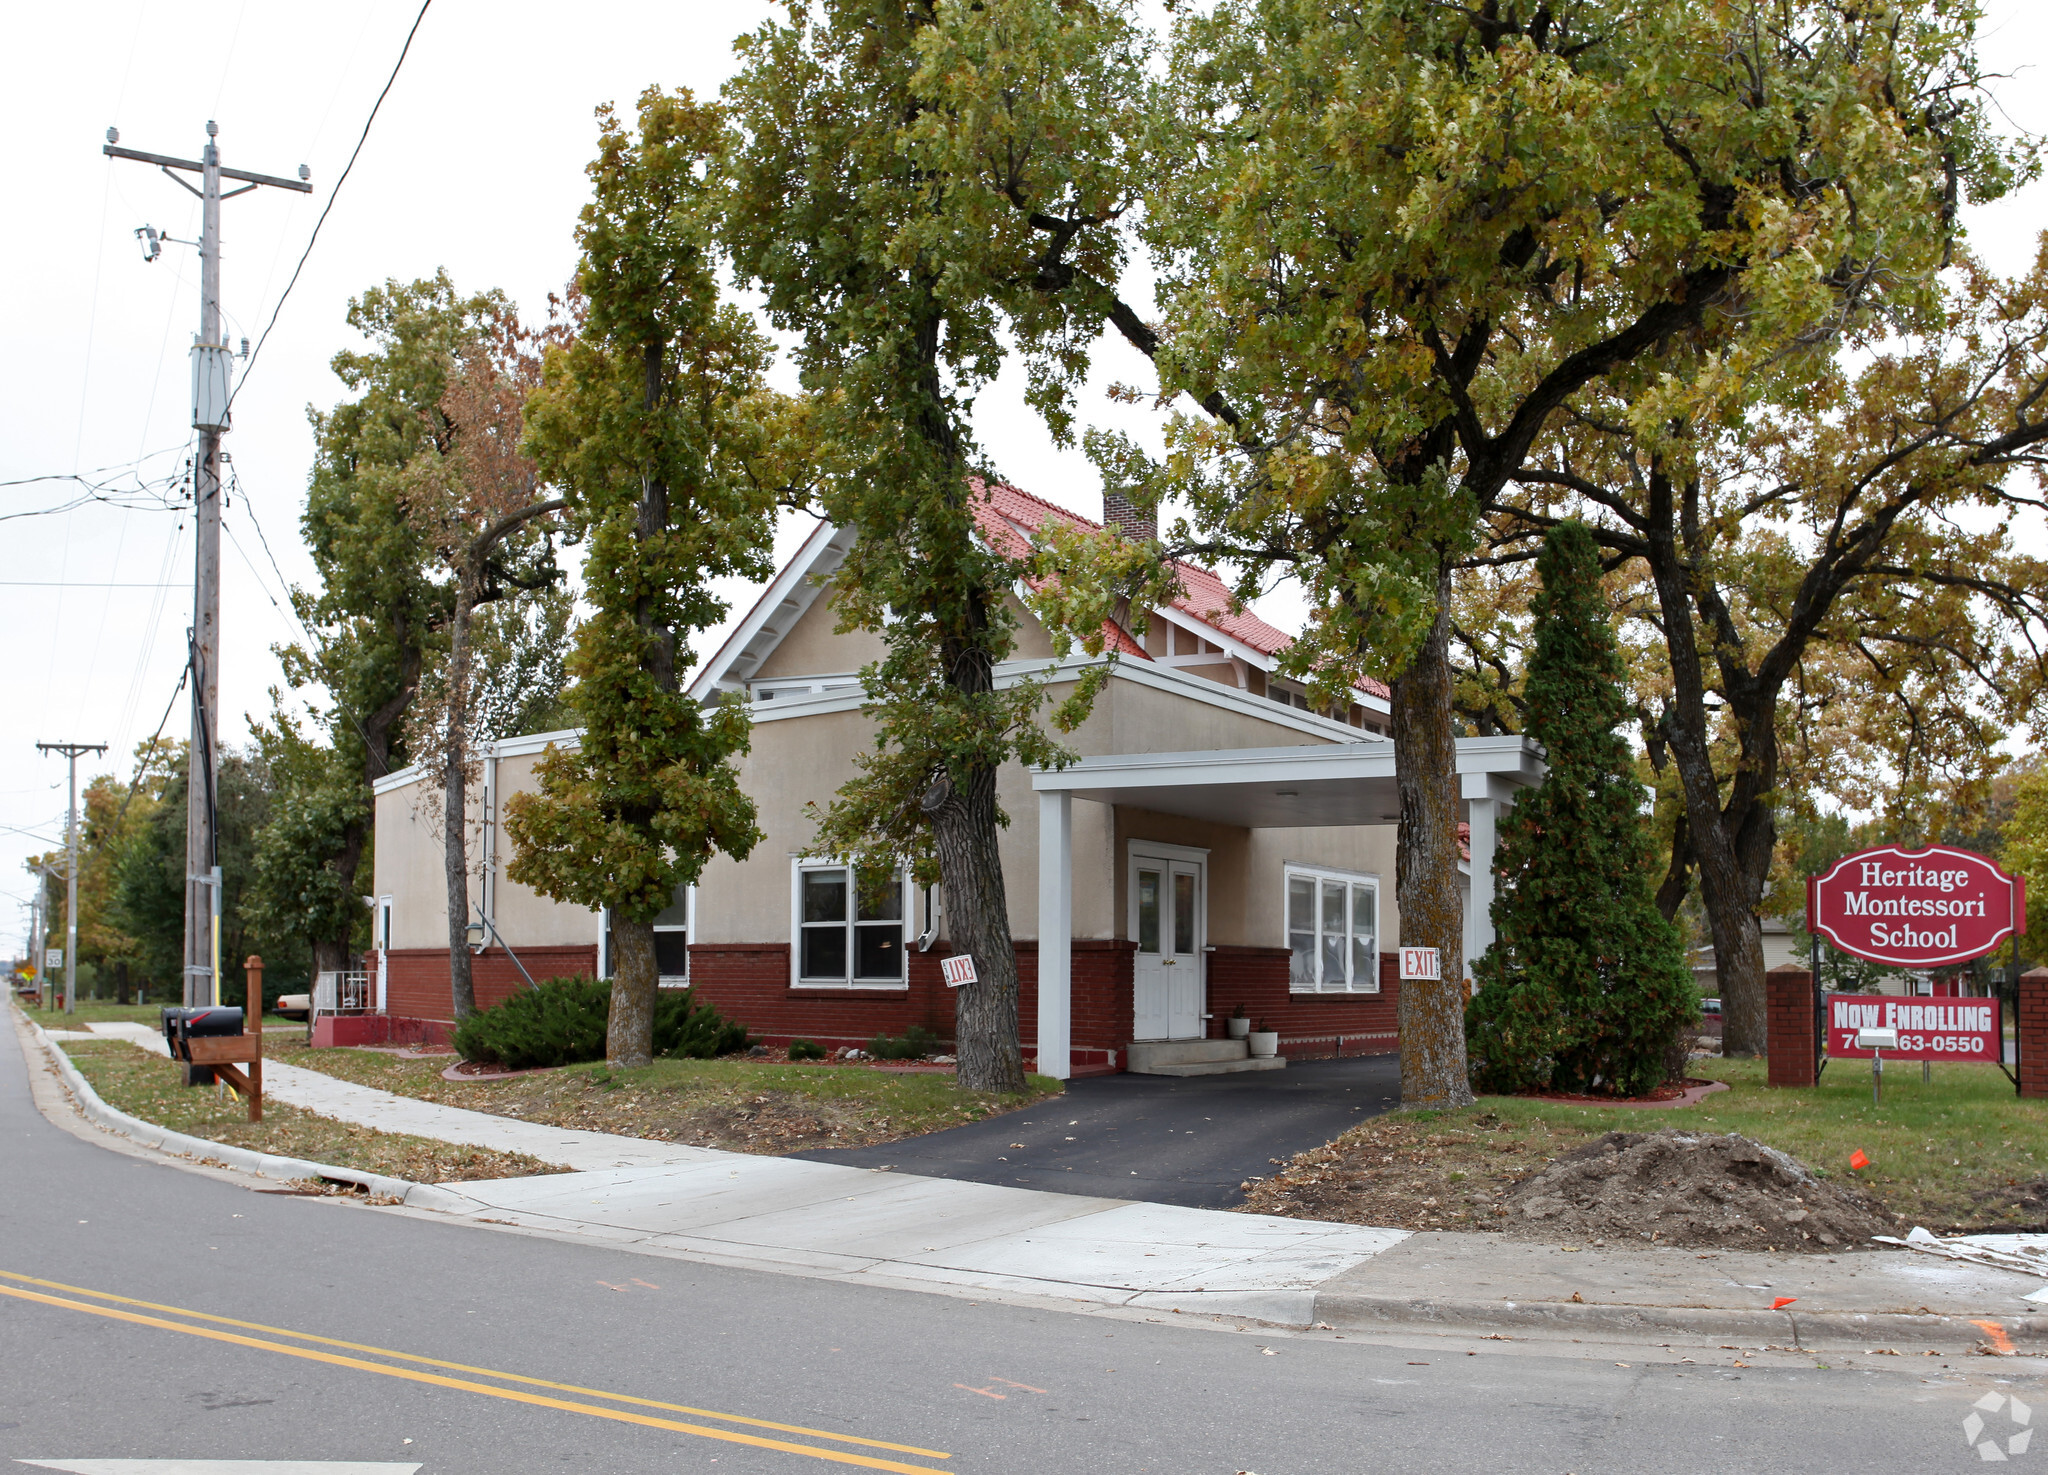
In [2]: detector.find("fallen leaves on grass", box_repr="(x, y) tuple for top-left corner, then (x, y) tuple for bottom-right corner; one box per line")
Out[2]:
(59, 1040), (563, 1185)
(1239, 1113), (1595, 1231)
(275, 1041), (1056, 1154)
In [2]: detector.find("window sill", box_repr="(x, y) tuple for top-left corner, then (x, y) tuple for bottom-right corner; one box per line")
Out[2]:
(1288, 987), (1385, 997)
(789, 983), (911, 995)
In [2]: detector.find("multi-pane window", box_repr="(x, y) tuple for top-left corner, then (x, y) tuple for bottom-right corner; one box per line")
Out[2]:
(653, 884), (691, 985)
(1287, 867), (1379, 992)
(795, 863), (909, 987)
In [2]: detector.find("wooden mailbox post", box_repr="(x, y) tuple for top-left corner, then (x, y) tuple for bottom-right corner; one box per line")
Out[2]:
(184, 955), (264, 1122)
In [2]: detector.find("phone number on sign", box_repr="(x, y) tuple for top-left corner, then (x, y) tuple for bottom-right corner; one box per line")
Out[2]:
(1836, 1032), (1989, 1054)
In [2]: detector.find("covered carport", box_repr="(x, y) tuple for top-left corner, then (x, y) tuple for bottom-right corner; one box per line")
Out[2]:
(1031, 734), (1545, 1079)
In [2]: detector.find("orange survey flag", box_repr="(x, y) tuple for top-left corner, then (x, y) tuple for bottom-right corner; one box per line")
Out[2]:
(1849, 1150), (1870, 1171)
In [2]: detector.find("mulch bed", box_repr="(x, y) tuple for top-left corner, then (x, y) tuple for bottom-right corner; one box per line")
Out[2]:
(1516, 1078), (1730, 1110)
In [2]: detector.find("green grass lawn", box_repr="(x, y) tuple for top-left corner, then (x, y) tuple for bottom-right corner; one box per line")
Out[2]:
(276, 1040), (1063, 1155)
(1247, 1056), (2048, 1234)
(57, 1038), (564, 1185)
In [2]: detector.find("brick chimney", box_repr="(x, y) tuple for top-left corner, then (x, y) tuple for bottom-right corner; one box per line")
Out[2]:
(1103, 489), (1156, 542)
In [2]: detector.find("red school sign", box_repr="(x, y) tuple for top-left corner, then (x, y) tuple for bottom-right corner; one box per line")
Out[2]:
(1806, 845), (2025, 968)
(1825, 993), (2001, 1062)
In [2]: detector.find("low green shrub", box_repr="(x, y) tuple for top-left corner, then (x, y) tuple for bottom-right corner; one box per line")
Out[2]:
(452, 977), (749, 1069)
(788, 1038), (827, 1062)
(866, 1024), (942, 1061)
(452, 976), (608, 1069)
(653, 988), (752, 1060)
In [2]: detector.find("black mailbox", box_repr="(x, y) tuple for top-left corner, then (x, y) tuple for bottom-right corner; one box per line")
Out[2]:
(161, 1005), (243, 1084)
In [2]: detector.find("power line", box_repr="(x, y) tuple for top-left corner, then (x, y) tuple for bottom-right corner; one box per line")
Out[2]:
(228, 0), (433, 414)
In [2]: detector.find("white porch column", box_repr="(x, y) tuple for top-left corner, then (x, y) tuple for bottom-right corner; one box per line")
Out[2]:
(1460, 775), (1508, 979)
(1036, 789), (1073, 1080)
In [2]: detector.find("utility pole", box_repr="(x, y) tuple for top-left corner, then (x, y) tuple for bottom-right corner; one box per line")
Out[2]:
(105, 123), (310, 1007)
(30, 860), (58, 1011)
(24, 865), (42, 1006)
(38, 743), (107, 1016)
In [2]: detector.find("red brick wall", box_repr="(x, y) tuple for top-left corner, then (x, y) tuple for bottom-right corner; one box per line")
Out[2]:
(2020, 968), (2048, 1099)
(1205, 947), (1402, 1057)
(687, 939), (1135, 1069)
(382, 945), (598, 1026)
(378, 937), (1410, 1070)
(1766, 965), (1817, 1088)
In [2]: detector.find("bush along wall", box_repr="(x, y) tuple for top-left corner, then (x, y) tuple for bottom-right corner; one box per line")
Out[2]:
(1465, 521), (1698, 1098)
(452, 976), (750, 1070)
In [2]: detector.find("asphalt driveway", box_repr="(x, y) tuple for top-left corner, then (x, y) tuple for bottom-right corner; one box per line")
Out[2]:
(794, 1052), (1402, 1208)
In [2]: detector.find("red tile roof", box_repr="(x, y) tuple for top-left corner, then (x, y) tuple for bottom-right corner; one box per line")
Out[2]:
(971, 479), (1391, 700)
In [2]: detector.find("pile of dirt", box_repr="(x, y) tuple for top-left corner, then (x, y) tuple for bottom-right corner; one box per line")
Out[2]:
(1504, 1129), (1897, 1251)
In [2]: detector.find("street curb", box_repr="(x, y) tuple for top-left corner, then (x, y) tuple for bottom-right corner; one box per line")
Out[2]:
(1312, 1290), (2048, 1351)
(26, 1017), (474, 1213)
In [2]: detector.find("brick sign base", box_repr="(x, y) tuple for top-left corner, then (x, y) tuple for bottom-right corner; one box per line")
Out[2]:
(1767, 964), (2048, 1095)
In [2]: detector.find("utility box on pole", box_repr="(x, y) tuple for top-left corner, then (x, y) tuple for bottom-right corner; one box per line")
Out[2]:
(191, 343), (233, 432)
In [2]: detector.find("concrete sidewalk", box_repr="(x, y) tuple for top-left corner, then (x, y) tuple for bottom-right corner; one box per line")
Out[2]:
(39, 1019), (2048, 1349)
(41, 1021), (1407, 1324)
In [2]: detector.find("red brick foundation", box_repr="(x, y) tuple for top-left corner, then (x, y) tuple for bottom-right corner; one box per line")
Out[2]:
(365, 937), (1411, 1071)
(1205, 947), (1401, 1058)
(687, 939), (1137, 1072)
(382, 945), (599, 1035)
(1766, 965), (1817, 1088)
(2019, 967), (2048, 1099)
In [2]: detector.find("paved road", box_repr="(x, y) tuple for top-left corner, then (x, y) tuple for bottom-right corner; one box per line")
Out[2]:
(797, 1054), (1403, 1207)
(4, 1022), (2040, 1474)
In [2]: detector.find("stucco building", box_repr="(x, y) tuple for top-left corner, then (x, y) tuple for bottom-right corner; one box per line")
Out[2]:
(363, 484), (1541, 1075)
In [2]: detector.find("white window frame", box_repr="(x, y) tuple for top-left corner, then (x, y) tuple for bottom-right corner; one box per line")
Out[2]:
(598, 887), (696, 985)
(655, 885), (695, 988)
(1284, 863), (1381, 993)
(790, 858), (913, 990)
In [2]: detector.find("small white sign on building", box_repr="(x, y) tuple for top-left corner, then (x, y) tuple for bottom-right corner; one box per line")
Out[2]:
(941, 953), (978, 988)
(1399, 947), (1440, 981)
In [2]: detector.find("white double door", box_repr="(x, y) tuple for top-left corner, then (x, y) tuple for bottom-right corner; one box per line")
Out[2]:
(1131, 845), (1205, 1041)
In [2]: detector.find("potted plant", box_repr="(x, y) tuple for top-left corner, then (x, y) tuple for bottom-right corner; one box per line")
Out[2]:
(1247, 1020), (1279, 1058)
(1226, 1003), (1251, 1040)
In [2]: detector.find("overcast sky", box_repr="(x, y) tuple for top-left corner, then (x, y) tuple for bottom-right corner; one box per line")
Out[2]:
(4, 0), (2045, 944)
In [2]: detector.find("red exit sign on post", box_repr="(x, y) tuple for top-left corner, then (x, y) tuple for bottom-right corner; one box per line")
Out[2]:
(1807, 845), (2025, 968)
(1827, 994), (2000, 1061)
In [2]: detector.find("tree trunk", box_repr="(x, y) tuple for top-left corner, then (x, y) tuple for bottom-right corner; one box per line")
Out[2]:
(609, 916), (657, 1069)
(1392, 567), (1475, 1109)
(1643, 473), (1771, 1054)
(925, 766), (1027, 1095)
(445, 567), (478, 1021)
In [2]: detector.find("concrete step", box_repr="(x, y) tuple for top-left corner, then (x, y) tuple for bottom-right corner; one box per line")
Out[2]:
(1125, 1038), (1288, 1075)
(1139, 1055), (1289, 1077)
(1126, 1038), (1247, 1071)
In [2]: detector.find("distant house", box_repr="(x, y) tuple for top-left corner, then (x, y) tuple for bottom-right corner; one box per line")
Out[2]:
(363, 484), (1542, 1074)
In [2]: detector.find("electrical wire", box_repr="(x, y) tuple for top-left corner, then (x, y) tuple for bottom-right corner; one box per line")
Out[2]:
(227, 0), (433, 415)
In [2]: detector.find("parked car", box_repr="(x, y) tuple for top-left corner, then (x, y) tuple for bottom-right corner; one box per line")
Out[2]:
(273, 993), (311, 1023)
(1701, 998), (1722, 1016)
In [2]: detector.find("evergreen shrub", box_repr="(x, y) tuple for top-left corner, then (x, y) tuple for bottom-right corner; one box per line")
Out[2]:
(788, 1038), (827, 1061)
(452, 975), (750, 1069)
(866, 1025), (942, 1061)
(1465, 521), (1699, 1097)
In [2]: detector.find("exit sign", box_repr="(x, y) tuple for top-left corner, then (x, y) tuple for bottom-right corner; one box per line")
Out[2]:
(1399, 947), (1439, 981)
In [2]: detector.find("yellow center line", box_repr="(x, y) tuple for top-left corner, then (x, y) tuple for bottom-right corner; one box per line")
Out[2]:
(0, 1269), (945, 1461)
(0, 1283), (946, 1475)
